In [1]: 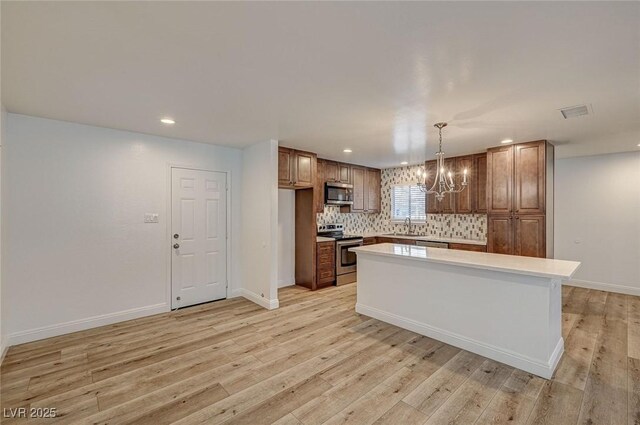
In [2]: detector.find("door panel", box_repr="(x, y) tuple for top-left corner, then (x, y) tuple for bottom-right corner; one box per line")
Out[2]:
(338, 164), (351, 183)
(324, 161), (338, 182)
(488, 215), (514, 255)
(366, 168), (381, 213)
(351, 166), (366, 212)
(424, 160), (440, 214)
(172, 168), (227, 308)
(278, 147), (292, 187)
(514, 142), (545, 214)
(475, 154), (487, 213)
(515, 215), (545, 258)
(455, 156), (474, 214)
(293, 150), (316, 188)
(487, 146), (513, 214)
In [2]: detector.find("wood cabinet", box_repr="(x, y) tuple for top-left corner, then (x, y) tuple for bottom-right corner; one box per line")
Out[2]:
(449, 243), (487, 252)
(515, 215), (545, 258)
(363, 237), (377, 246)
(474, 153), (487, 214)
(278, 146), (317, 189)
(338, 163), (351, 184)
(351, 166), (366, 212)
(365, 168), (381, 213)
(455, 156), (474, 214)
(316, 241), (336, 288)
(426, 155), (485, 214)
(315, 159), (325, 213)
(375, 237), (416, 245)
(486, 141), (553, 258)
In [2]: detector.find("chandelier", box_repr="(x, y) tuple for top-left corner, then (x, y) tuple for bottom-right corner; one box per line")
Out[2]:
(416, 122), (468, 201)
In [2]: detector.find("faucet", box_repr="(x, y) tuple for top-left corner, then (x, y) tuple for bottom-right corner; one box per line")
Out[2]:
(404, 216), (414, 235)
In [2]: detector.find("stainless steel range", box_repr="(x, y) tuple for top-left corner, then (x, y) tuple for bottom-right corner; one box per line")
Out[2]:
(317, 223), (363, 286)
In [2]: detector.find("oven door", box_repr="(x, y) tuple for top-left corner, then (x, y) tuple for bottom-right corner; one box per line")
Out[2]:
(336, 239), (363, 275)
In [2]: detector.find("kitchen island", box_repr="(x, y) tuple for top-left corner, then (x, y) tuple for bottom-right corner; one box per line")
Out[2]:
(350, 243), (581, 378)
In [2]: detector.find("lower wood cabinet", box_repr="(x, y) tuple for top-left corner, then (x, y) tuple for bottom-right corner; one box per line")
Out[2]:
(316, 241), (336, 288)
(363, 237), (377, 246)
(375, 237), (416, 245)
(449, 243), (487, 252)
(488, 214), (545, 257)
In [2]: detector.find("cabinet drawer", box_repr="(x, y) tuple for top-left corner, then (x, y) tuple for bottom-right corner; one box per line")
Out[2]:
(363, 237), (377, 245)
(449, 243), (487, 252)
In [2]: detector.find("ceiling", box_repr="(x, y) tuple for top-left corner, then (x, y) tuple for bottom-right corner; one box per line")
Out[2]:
(2, 1), (639, 168)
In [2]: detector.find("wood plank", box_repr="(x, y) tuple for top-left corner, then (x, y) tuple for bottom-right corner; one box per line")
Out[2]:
(629, 357), (640, 425)
(423, 359), (513, 425)
(526, 380), (583, 425)
(403, 350), (485, 417)
(577, 292), (628, 425)
(372, 401), (428, 425)
(553, 327), (598, 391)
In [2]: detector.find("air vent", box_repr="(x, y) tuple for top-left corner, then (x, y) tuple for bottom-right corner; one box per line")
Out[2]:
(560, 104), (590, 119)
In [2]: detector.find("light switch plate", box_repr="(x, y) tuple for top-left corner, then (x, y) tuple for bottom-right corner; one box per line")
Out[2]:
(144, 213), (159, 223)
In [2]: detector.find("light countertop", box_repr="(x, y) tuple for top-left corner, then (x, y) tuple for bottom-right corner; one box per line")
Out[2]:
(351, 243), (580, 279)
(316, 236), (336, 242)
(362, 233), (487, 246)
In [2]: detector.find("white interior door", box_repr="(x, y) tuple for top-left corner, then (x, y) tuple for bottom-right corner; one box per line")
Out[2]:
(171, 168), (227, 308)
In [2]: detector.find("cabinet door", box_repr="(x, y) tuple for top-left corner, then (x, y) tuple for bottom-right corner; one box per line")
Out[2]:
(474, 154), (487, 214)
(338, 163), (351, 184)
(440, 158), (456, 214)
(455, 156), (474, 214)
(351, 166), (366, 212)
(515, 215), (545, 258)
(514, 141), (545, 214)
(315, 160), (325, 213)
(324, 161), (338, 183)
(424, 160), (440, 214)
(278, 147), (293, 187)
(487, 145), (514, 214)
(293, 150), (316, 188)
(366, 168), (381, 213)
(487, 215), (514, 254)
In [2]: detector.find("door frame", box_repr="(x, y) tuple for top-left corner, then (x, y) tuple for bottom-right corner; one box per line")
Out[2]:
(166, 164), (232, 309)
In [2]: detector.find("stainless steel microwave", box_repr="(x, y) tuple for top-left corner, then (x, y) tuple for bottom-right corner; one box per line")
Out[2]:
(324, 182), (354, 205)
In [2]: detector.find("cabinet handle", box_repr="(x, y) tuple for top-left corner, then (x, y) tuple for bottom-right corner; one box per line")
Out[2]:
(515, 216), (520, 219)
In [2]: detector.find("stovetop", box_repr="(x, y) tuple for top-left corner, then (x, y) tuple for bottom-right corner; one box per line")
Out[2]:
(317, 223), (363, 241)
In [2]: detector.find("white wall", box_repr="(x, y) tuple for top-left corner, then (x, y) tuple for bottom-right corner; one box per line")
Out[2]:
(278, 189), (295, 288)
(0, 105), (6, 359)
(555, 151), (640, 295)
(3, 114), (245, 345)
(241, 140), (279, 308)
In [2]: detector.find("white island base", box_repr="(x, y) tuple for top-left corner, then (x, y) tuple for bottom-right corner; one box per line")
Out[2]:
(352, 244), (581, 379)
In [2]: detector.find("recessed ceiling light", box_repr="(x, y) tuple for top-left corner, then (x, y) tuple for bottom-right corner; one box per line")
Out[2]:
(343, 148), (352, 153)
(401, 161), (408, 165)
(637, 143), (640, 147)
(160, 118), (175, 125)
(501, 139), (513, 144)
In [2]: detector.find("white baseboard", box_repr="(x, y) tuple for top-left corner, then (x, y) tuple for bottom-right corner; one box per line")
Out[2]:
(565, 279), (640, 297)
(240, 288), (279, 310)
(278, 281), (295, 288)
(356, 303), (563, 379)
(6, 303), (169, 347)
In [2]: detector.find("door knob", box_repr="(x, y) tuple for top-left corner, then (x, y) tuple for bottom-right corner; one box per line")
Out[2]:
(173, 243), (180, 249)
(173, 234), (179, 239)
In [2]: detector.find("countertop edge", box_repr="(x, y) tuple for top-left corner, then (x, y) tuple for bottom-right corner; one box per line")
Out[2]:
(351, 244), (581, 280)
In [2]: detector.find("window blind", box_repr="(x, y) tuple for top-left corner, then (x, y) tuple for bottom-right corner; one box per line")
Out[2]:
(391, 185), (426, 222)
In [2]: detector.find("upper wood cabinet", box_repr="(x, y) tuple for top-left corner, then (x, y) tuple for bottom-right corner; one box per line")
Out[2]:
(338, 163), (351, 184)
(487, 145), (514, 214)
(455, 155), (474, 214)
(514, 142), (546, 214)
(365, 168), (381, 213)
(474, 153), (487, 214)
(315, 159), (326, 213)
(278, 147), (317, 189)
(351, 166), (366, 212)
(426, 155), (484, 214)
(323, 160), (338, 183)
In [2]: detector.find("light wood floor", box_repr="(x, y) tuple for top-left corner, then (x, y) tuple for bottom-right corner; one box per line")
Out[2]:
(1, 284), (638, 425)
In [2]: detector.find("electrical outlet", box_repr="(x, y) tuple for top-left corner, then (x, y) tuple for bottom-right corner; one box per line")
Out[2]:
(144, 213), (159, 223)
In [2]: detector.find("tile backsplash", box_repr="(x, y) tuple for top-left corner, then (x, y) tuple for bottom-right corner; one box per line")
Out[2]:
(316, 164), (487, 240)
